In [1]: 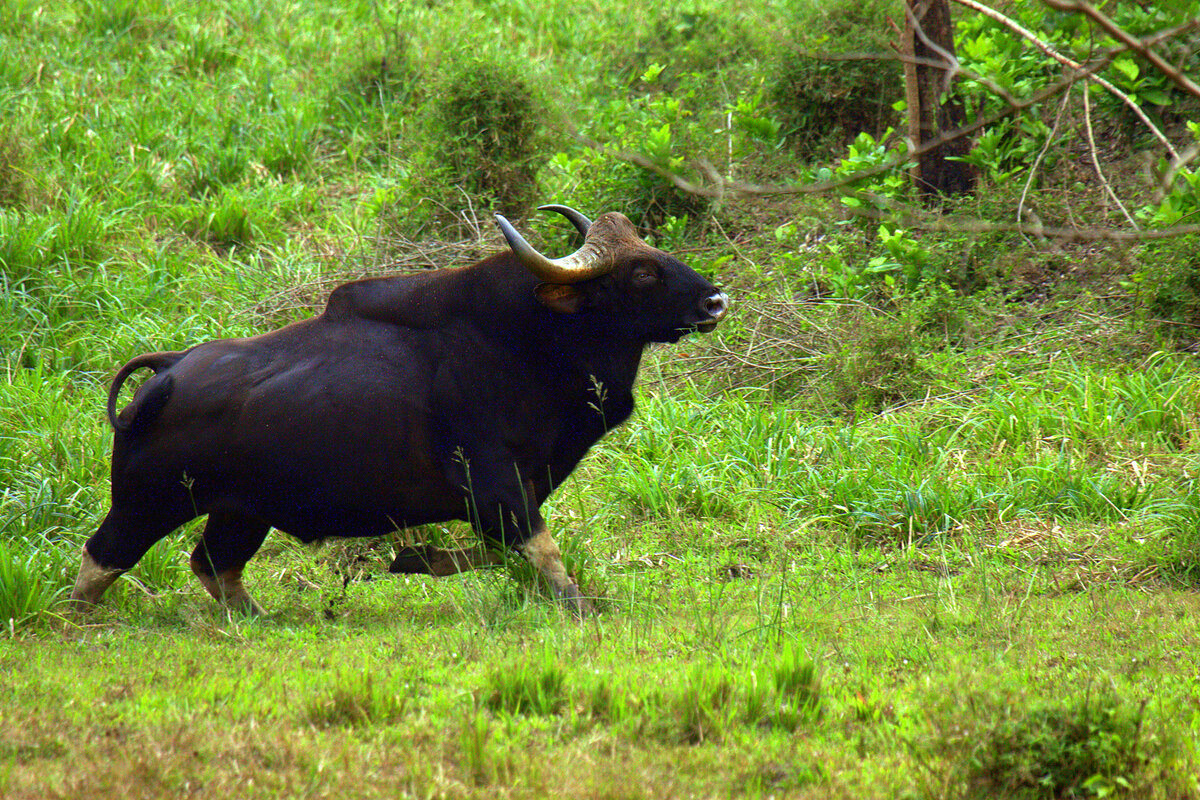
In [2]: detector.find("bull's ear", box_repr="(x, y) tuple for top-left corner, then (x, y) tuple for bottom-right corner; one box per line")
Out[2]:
(535, 283), (584, 314)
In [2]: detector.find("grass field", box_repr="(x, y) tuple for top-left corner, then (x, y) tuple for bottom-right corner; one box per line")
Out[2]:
(3, 0), (1200, 797)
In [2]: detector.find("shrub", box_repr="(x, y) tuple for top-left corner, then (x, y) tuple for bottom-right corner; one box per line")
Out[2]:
(620, 7), (757, 86)
(1126, 234), (1200, 340)
(428, 54), (549, 220)
(546, 66), (713, 232)
(824, 309), (929, 414)
(324, 46), (420, 131)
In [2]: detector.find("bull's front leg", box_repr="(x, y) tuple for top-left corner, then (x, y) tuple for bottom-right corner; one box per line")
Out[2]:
(389, 528), (591, 616)
(484, 472), (592, 616)
(516, 523), (591, 615)
(412, 457), (592, 614)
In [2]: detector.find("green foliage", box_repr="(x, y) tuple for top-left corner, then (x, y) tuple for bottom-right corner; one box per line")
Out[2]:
(825, 129), (913, 224)
(950, 119), (1053, 185)
(0, 535), (70, 632)
(303, 669), (409, 728)
(824, 309), (927, 414)
(0, 123), (28, 209)
(954, 1), (1200, 188)
(768, 0), (902, 155)
(550, 64), (713, 231)
(1, 3), (1199, 794)
(482, 651), (567, 716)
(1123, 233), (1200, 331)
(175, 188), (257, 252)
(622, 6), (758, 84)
(672, 663), (737, 743)
(965, 695), (1152, 799)
(1140, 123), (1200, 229)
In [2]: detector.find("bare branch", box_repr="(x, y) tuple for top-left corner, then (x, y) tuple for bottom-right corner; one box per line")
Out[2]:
(562, 1), (1200, 244)
(846, 198), (1200, 241)
(905, 2), (961, 95)
(571, 58), (1115, 202)
(1018, 88), (1074, 242)
(1081, 78), (1140, 229)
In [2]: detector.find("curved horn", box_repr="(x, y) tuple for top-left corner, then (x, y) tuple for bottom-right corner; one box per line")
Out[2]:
(538, 204), (592, 236)
(494, 212), (612, 284)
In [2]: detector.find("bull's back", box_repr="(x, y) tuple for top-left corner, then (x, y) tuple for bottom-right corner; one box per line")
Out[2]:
(110, 317), (467, 537)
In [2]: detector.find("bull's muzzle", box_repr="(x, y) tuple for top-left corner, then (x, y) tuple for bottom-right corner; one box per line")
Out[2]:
(696, 291), (730, 332)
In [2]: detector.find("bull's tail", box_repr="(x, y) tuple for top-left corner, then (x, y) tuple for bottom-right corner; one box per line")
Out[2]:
(107, 351), (185, 434)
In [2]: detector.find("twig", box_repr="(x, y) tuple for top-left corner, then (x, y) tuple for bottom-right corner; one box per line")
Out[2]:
(1082, 73), (1140, 230)
(1018, 84), (1075, 245)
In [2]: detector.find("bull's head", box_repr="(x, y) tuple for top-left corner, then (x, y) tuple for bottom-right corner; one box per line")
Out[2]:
(495, 205), (730, 342)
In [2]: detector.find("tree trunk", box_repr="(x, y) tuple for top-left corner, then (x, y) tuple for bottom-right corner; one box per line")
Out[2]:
(903, 0), (975, 199)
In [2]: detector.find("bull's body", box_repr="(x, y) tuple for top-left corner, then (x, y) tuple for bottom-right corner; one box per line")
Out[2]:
(72, 208), (727, 615)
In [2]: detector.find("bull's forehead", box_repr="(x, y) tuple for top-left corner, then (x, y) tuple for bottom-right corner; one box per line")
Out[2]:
(588, 212), (666, 265)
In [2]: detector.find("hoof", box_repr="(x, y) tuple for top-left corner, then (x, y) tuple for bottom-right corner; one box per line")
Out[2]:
(558, 581), (594, 618)
(388, 547), (434, 575)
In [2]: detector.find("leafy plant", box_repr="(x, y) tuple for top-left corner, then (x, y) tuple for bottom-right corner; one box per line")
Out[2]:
(820, 129), (913, 226)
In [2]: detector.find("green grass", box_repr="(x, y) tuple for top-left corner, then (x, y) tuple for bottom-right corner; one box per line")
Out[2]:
(3, 0), (1200, 796)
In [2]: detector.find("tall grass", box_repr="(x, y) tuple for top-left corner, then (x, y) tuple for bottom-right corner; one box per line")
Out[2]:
(0, 534), (70, 631)
(597, 355), (1199, 551)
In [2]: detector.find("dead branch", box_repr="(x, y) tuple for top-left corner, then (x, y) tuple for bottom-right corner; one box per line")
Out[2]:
(572, 56), (1114, 201)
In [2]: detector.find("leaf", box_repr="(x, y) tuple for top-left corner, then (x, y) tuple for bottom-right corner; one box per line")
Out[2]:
(640, 63), (665, 85)
(1113, 57), (1139, 82)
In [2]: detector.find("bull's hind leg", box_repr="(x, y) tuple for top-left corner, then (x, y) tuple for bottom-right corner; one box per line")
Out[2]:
(72, 508), (187, 610)
(189, 511), (270, 615)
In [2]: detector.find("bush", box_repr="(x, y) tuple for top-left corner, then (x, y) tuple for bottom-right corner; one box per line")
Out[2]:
(1126, 234), (1200, 342)
(824, 309), (929, 414)
(620, 7), (757, 86)
(428, 54), (549, 220)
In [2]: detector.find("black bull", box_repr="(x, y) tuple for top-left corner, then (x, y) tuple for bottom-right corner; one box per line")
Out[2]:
(71, 206), (729, 616)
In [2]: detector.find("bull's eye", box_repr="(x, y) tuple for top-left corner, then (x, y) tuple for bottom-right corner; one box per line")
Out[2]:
(632, 265), (659, 289)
